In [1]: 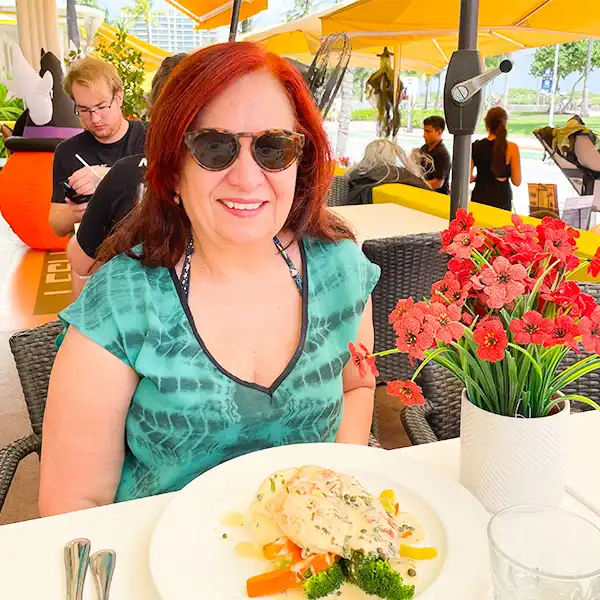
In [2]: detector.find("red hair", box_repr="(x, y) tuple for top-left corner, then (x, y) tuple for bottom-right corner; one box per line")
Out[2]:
(100, 41), (353, 267)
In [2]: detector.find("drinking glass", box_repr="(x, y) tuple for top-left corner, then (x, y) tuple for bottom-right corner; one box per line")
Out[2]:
(488, 505), (600, 600)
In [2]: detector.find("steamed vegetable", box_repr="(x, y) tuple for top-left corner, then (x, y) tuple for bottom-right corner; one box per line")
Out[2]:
(399, 545), (438, 560)
(246, 553), (336, 597)
(304, 560), (345, 599)
(342, 552), (415, 600)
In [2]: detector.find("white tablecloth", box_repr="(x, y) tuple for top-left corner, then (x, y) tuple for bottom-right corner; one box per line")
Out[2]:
(330, 203), (448, 244)
(0, 412), (598, 599)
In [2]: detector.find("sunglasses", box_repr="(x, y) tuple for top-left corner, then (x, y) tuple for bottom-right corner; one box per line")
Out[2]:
(184, 128), (305, 172)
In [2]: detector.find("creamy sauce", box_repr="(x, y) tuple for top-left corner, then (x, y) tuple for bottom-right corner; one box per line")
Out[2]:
(254, 466), (400, 559)
(234, 541), (263, 559)
(218, 511), (246, 528)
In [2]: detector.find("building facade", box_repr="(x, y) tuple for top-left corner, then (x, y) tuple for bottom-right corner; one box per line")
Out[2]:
(127, 8), (219, 53)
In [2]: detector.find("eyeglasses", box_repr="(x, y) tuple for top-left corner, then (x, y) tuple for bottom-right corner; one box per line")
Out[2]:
(183, 128), (305, 172)
(75, 94), (116, 118)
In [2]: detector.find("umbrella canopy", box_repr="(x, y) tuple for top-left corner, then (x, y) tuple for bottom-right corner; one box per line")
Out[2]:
(94, 23), (171, 73)
(165, 0), (267, 30)
(321, 0), (599, 56)
(241, 10), (443, 73)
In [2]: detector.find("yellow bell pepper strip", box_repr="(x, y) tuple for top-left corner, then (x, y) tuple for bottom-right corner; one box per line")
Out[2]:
(399, 545), (438, 560)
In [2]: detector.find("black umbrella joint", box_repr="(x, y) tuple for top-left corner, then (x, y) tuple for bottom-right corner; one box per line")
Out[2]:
(229, 0), (243, 42)
(444, 0), (512, 221)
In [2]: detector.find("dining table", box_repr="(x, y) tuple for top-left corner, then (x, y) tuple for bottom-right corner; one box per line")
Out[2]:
(330, 203), (448, 245)
(0, 410), (598, 599)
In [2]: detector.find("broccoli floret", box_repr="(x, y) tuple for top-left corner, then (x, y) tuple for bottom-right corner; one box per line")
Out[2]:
(342, 552), (414, 600)
(304, 560), (345, 599)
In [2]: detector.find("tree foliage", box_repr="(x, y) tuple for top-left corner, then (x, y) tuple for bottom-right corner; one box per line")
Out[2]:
(67, 24), (146, 118)
(530, 42), (600, 88)
(286, 0), (311, 22)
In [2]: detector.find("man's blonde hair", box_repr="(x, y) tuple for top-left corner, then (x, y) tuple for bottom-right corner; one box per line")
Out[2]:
(63, 56), (123, 99)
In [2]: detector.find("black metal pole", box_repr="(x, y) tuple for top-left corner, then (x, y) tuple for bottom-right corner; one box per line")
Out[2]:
(229, 0), (243, 42)
(450, 0), (480, 220)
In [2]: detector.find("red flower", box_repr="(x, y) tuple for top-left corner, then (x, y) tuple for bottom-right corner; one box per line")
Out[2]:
(503, 214), (538, 242)
(348, 342), (379, 378)
(451, 209), (475, 234)
(446, 230), (485, 259)
(427, 303), (465, 343)
(448, 258), (478, 286)
(543, 316), (580, 351)
(509, 311), (554, 345)
(394, 308), (436, 365)
(389, 297), (414, 326)
(387, 380), (425, 406)
(544, 228), (576, 263)
(473, 318), (509, 362)
(580, 307), (600, 354)
(588, 248), (600, 278)
(478, 256), (527, 309)
(431, 272), (469, 306)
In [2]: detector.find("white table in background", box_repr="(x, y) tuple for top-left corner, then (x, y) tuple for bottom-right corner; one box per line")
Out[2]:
(330, 203), (448, 245)
(0, 412), (598, 599)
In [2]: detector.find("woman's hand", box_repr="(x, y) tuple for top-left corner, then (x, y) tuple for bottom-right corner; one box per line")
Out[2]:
(336, 298), (376, 445)
(39, 327), (138, 516)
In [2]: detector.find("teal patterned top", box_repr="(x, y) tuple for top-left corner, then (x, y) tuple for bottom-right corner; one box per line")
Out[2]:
(58, 236), (380, 502)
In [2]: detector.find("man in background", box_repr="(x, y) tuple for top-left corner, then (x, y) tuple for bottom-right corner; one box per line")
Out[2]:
(420, 116), (451, 195)
(49, 57), (146, 237)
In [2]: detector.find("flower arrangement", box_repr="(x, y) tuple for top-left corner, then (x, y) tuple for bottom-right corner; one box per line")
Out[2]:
(350, 210), (600, 418)
(338, 156), (351, 168)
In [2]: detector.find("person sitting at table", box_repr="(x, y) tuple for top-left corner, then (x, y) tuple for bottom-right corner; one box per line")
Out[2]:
(67, 53), (187, 299)
(470, 107), (522, 212)
(39, 41), (380, 516)
(419, 116), (451, 195)
(346, 139), (431, 204)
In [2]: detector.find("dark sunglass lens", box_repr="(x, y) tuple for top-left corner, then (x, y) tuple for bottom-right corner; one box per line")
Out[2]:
(192, 130), (237, 170)
(254, 133), (298, 171)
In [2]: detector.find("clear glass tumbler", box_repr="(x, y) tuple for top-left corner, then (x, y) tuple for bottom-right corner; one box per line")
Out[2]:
(488, 505), (600, 600)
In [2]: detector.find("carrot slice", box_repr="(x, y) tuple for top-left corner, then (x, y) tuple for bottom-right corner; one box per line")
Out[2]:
(246, 553), (336, 597)
(246, 567), (299, 597)
(263, 537), (302, 562)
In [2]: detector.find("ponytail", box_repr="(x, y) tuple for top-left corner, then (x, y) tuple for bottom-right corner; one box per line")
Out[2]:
(485, 107), (509, 177)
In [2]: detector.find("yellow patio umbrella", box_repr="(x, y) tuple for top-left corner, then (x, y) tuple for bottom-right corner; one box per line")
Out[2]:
(165, 0), (267, 31)
(321, 0), (599, 58)
(241, 10), (443, 74)
(94, 23), (172, 73)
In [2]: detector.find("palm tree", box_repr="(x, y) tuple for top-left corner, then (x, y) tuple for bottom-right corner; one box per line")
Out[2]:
(123, 0), (155, 43)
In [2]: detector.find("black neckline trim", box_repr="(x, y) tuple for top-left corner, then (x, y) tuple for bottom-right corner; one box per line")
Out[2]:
(169, 238), (309, 396)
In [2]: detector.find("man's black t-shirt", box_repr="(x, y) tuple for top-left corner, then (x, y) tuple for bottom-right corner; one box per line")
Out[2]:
(52, 119), (146, 204)
(420, 140), (451, 195)
(76, 153), (146, 259)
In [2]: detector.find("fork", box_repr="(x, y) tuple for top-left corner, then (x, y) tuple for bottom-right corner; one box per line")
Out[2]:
(64, 538), (91, 600)
(90, 550), (116, 600)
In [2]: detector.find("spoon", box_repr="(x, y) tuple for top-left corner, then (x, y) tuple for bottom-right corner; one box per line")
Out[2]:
(90, 550), (116, 600)
(64, 538), (91, 600)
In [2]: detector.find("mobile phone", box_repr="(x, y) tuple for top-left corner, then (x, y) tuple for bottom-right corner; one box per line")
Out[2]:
(62, 181), (91, 205)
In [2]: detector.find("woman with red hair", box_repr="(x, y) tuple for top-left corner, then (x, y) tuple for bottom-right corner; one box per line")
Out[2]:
(40, 42), (380, 515)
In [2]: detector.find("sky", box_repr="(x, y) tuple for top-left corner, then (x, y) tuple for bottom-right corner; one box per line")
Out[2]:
(103, 0), (600, 93)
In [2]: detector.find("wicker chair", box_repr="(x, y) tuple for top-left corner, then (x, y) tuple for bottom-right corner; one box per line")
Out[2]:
(0, 321), (380, 510)
(362, 233), (449, 385)
(401, 282), (600, 445)
(0, 321), (63, 511)
(326, 175), (352, 207)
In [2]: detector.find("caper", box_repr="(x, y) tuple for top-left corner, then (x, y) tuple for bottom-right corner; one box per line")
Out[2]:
(408, 568), (417, 577)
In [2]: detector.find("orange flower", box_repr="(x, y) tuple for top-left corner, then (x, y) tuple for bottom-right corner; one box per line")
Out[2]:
(473, 318), (508, 362)
(348, 342), (379, 378)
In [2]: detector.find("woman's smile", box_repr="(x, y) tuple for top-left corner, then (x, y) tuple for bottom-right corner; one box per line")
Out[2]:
(218, 197), (268, 218)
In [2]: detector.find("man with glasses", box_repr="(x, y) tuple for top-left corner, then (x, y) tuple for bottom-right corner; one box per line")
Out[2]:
(49, 57), (146, 237)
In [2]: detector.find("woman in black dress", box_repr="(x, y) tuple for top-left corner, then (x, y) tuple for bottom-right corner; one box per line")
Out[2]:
(471, 107), (522, 211)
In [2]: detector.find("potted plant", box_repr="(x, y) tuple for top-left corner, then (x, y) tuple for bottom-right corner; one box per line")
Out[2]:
(350, 210), (600, 512)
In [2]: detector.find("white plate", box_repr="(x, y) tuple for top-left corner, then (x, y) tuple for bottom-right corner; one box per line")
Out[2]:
(149, 443), (490, 600)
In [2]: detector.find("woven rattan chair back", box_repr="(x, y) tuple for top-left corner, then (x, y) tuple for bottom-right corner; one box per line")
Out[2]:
(9, 321), (63, 438)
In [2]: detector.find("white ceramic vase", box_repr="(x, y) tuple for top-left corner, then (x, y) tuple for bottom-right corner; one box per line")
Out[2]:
(459, 390), (570, 513)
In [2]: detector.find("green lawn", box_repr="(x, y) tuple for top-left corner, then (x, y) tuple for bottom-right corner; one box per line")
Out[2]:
(475, 113), (600, 138)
